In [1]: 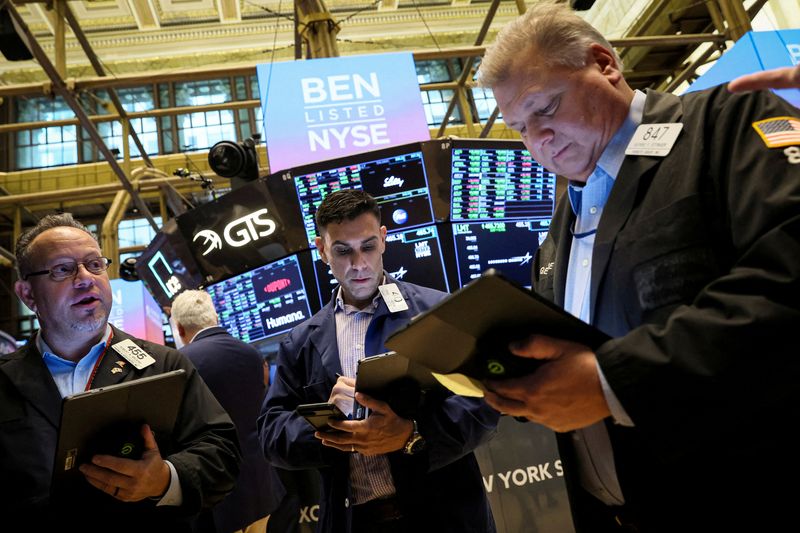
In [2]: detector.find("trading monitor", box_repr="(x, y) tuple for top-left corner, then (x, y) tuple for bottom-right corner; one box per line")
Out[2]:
(311, 224), (450, 307)
(449, 139), (556, 222)
(291, 142), (437, 247)
(205, 254), (313, 344)
(450, 220), (550, 288)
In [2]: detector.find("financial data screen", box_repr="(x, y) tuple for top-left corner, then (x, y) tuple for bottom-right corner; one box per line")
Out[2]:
(206, 255), (312, 343)
(451, 220), (550, 288)
(293, 148), (435, 246)
(450, 146), (556, 222)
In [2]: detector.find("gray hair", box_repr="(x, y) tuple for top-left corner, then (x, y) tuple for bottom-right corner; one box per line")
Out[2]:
(477, 0), (622, 87)
(170, 289), (219, 331)
(15, 213), (97, 279)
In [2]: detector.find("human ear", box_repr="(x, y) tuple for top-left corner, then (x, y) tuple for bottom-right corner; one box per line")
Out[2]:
(589, 43), (622, 81)
(14, 280), (37, 313)
(315, 236), (329, 264)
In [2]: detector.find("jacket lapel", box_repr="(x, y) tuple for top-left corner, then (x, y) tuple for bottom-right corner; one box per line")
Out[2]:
(589, 90), (685, 320)
(306, 303), (343, 381)
(1, 343), (62, 428)
(90, 326), (139, 388)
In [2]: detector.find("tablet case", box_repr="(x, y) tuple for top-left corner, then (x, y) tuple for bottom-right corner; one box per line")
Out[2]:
(355, 351), (439, 418)
(384, 269), (610, 381)
(51, 369), (187, 492)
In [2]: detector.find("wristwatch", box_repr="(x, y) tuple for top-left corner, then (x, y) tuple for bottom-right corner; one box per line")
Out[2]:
(402, 419), (426, 455)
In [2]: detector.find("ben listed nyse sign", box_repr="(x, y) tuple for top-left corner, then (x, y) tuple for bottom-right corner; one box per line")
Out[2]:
(258, 53), (430, 172)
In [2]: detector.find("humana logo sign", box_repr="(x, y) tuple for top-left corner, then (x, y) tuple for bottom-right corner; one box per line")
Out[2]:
(265, 310), (306, 330)
(193, 208), (278, 256)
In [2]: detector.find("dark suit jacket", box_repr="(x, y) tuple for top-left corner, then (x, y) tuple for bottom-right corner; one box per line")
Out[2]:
(0, 325), (241, 532)
(181, 326), (285, 532)
(259, 277), (499, 533)
(532, 86), (800, 531)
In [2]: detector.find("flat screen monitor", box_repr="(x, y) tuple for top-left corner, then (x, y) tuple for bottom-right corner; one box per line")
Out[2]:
(291, 142), (437, 247)
(205, 254), (313, 344)
(311, 224), (450, 307)
(451, 220), (550, 289)
(449, 139), (556, 222)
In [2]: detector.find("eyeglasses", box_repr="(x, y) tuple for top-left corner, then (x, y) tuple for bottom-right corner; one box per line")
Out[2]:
(23, 257), (112, 281)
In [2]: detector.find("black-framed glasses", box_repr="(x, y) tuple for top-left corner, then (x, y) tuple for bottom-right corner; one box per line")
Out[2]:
(23, 257), (112, 281)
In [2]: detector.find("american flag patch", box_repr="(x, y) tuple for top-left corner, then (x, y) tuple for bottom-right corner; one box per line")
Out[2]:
(751, 116), (800, 148)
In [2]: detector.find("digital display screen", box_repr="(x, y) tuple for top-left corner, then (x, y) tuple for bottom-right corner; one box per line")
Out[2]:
(135, 219), (204, 309)
(292, 143), (436, 246)
(206, 255), (313, 343)
(450, 144), (556, 222)
(452, 220), (551, 288)
(312, 224), (449, 307)
(175, 179), (308, 285)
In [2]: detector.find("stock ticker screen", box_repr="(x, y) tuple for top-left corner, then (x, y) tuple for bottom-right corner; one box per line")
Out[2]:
(292, 144), (436, 246)
(449, 142), (556, 287)
(449, 144), (556, 222)
(206, 255), (313, 344)
(451, 220), (550, 288)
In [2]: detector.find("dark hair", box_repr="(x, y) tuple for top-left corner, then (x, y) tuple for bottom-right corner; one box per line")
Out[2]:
(15, 213), (97, 278)
(314, 189), (381, 232)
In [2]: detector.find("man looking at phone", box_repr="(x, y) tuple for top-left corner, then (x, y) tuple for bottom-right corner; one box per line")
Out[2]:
(259, 189), (499, 533)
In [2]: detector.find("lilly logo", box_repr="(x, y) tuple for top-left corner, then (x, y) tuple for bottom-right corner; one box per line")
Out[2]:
(193, 230), (223, 256)
(383, 175), (404, 188)
(193, 208), (278, 256)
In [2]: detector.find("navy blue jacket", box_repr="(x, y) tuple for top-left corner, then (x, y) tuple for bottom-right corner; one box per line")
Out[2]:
(181, 327), (285, 532)
(259, 277), (499, 533)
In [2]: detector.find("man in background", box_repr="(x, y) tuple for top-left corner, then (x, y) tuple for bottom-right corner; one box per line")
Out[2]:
(477, 2), (800, 531)
(259, 189), (499, 533)
(171, 289), (286, 533)
(1, 213), (240, 530)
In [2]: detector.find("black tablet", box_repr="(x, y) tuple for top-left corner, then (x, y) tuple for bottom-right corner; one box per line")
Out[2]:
(52, 369), (187, 492)
(296, 402), (346, 431)
(384, 269), (610, 380)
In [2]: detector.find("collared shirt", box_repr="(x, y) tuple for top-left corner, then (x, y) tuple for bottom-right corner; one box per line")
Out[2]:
(564, 90), (646, 506)
(333, 280), (397, 505)
(38, 325), (183, 506)
(39, 325), (112, 398)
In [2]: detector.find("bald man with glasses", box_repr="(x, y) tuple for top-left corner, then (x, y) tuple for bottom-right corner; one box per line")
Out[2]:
(0, 213), (241, 532)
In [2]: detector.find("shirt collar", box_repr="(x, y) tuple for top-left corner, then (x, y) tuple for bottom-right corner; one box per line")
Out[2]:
(334, 274), (387, 315)
(36, 324), (113, 362)
(568, 90), (646, 214)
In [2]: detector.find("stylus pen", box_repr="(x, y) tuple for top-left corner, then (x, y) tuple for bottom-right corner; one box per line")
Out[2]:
(335, 372), (368, 420)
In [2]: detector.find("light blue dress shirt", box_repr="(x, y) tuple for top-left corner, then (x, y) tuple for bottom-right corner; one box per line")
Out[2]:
(563, 90), (646, 506)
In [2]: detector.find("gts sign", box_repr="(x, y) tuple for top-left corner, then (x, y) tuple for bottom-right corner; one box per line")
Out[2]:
(193, 208), (277, 256)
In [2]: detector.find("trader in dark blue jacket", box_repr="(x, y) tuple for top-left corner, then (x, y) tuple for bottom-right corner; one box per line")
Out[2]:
(259, 189), (499, 533)
(171, 289), (286, 533)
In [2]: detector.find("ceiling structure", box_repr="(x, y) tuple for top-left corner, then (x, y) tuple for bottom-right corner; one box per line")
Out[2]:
(0, 0), (773, 256)
(0, 0), (770, 89)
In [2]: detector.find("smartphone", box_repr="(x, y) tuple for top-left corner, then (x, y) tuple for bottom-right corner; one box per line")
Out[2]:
(295, 402), (346, 431)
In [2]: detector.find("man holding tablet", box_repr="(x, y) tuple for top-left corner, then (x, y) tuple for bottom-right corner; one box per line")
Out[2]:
(259, 190), (499, 533)
(0, 213), (240, 531)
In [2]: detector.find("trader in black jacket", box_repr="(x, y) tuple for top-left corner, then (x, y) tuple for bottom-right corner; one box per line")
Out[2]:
(476, 2), (800, 532)
(0, 213), (240, 531)
(171, 289), (286, 533)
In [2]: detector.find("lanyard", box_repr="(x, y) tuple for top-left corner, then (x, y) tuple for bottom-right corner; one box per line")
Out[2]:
(84, 328), (115, 391)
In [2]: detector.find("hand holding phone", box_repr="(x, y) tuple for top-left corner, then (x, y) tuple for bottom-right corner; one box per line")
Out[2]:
(296, 402), (346, 432)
